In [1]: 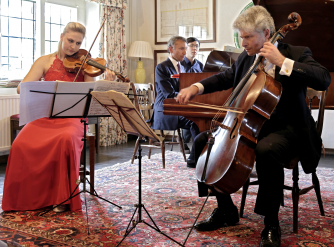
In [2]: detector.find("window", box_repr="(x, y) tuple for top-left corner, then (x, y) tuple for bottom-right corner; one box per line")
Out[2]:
(44, 3), (77, 54)
(0, 0), (36, 80)
(0, 0), (78, 81)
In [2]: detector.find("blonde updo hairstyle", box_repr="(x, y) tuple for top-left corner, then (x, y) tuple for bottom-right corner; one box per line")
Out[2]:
(233, 6), (275, 38)
(55, 22), (86, 57)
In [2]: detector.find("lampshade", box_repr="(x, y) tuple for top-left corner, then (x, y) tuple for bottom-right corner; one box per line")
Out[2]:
(128, 41), (153, 84)
(128, 41), (153, 60)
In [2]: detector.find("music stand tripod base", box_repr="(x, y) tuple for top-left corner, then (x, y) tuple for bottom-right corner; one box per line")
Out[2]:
(116, 139), (183, 247)
(40, 118), (122, 216)
(36, 90), (122, 234)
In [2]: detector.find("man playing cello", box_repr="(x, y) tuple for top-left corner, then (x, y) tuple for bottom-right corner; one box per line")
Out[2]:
(176, 6), (330, 247)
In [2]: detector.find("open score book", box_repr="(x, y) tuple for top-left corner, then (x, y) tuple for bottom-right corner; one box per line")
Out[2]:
(91, 90), (161, 141)
(19, 80), (130, 126)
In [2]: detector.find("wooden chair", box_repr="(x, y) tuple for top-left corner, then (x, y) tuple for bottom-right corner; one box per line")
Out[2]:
(129, 82), (186, 168)
(10, 115), (98, 193)
(240, 87), (327, 233)
(10, 114), (24, 144)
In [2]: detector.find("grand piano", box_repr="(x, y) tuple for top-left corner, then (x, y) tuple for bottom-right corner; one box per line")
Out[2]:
(163, 0), (334, 133)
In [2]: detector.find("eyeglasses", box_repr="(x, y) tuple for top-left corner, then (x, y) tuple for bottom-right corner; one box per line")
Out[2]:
(188, 44), (199, 49)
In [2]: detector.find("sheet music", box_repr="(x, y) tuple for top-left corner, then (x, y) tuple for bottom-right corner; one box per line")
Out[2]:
(88, 80), (130, 116)
(19, 80), (130, 126)
(52, 81), (95, 117)
(19, 81), (57, 126)
(91, 90), (160, 141)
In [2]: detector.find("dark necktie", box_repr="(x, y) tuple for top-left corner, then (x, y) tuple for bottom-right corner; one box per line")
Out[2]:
(177, 63), (181, 74)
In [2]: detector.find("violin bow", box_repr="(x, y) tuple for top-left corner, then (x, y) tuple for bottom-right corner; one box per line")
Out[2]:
(73, 15), (107, 82)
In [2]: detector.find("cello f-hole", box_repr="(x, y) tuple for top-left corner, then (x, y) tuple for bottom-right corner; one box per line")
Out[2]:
(230, 118), (239, 139)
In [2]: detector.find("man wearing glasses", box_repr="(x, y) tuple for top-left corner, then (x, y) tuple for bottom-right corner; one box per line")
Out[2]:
(181, 37), (204, 73)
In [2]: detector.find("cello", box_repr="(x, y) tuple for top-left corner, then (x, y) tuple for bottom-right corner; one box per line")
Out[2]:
(195, 12), (302, 195)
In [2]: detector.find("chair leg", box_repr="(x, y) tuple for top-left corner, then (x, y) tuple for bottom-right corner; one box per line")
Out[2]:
(240, 178), (250, 218)
(131, 137), (140, 164)
(148, 139), (153, 159)
(89, 136), (95, 194)
(95, 120), (100, 154)
(10, 120), (15, 144)
(292, 166), (300, 233)
(161, 140), (165, 169)
(170, 130), (176, 151)
(177, 129), (186, 162)
(312, 172), (325, 216)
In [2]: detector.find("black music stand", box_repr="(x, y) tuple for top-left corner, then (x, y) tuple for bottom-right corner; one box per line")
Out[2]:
(30, 89), (122, 228)
(91, 90), (187, 246)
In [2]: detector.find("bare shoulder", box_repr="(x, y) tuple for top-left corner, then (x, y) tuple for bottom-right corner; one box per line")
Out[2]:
(35, 54), (56, 71)
(21, 53), (56, 83)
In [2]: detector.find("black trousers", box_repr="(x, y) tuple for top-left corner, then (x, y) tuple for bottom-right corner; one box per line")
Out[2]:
(191, 117), (298, 217)
(182, 129), (192, 144)
(177, 116), (200, 141)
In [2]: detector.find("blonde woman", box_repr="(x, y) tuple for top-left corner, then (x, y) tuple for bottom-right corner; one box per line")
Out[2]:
(3, 22), (115, 213)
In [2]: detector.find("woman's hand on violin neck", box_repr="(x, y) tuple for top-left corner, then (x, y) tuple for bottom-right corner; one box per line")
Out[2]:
(104, 69), (116, 81)
(259, 42), (285, 68)
(176, 85), (199, 104)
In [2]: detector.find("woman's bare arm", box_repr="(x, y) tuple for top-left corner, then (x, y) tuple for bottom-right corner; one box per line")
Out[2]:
(17, 56), (51, 94)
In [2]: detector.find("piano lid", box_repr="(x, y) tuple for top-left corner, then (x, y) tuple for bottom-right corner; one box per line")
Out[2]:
(203, 50), (241, 72)
(257, 0), (334, 71)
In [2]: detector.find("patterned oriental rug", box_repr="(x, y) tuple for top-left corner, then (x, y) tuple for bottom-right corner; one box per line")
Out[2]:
(0, 151), (334, 247)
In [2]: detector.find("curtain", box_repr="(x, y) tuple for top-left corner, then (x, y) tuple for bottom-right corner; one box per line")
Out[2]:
(86, 0), (127, 8)
(96, 1), (128, 146)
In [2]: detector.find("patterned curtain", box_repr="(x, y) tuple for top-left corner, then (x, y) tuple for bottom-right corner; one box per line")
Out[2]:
(97, 1), (128, 146)
(85, 0), (127, 8)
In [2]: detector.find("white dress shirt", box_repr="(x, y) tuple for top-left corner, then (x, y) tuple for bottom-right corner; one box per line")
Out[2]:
(194, 42), (294, 94)
(169, 55), (183, 74)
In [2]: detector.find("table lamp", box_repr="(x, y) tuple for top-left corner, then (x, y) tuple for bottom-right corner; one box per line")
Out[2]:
(128, 41), (153, 84)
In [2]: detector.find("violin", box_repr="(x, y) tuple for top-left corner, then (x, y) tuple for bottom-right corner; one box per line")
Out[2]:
(195, 13), (302, 195)
(63, 49), (130, 82)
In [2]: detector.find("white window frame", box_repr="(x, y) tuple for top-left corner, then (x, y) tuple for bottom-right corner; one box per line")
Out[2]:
(0, 0), (89, 81)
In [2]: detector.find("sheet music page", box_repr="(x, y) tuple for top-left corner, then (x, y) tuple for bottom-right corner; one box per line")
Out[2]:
(91, 90), (159, 141)
(88, 80), (130, 116)
(52, 81), (95, 117)
(19, 81), (58, 126)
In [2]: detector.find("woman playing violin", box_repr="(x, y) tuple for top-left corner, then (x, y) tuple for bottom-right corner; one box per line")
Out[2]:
(17, 22), (116, 93)
(177, 6), (330, 247)
(3, 22), (115, 213)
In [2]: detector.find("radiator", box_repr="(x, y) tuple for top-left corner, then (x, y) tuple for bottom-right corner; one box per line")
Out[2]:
(0, 93), (20, 152)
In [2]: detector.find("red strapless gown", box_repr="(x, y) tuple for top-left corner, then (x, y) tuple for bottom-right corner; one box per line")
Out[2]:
(2, 57), (85, 211)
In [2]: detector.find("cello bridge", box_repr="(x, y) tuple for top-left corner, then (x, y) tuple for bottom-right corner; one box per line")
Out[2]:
(212, 120), (231, 131)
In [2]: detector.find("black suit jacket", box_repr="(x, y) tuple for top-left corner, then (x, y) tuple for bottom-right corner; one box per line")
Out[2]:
(151, 58), (184, 130)
(200, 42), (331, 173)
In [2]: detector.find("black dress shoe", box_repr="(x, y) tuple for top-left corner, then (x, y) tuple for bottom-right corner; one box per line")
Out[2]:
(194, 207), (239, 231)
(260, 225), (281, 247)
(186, 158), (196, 168)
